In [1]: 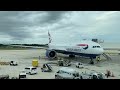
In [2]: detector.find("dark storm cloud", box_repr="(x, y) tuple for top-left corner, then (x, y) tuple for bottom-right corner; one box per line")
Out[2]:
(0, 11), (70, 41)
(6, 30), (32, 40)
(35, 11), (70, 26)
(0, 12), (33, 40)
(43, 11), (68, 23)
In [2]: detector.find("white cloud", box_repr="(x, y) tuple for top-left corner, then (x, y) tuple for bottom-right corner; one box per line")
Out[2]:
(95, 11), (119, 21)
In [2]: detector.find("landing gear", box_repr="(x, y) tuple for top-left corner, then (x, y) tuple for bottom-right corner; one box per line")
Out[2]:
(89, 57), (94, 64)
(69, 55), (75, 58)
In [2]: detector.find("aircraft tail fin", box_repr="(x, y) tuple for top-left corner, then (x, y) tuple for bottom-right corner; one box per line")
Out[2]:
(48, 30), (52, 44)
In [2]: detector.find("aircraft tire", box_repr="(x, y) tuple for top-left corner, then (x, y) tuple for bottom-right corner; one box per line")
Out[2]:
(69, 55), (75, 58)
(89, 60), (94, 64)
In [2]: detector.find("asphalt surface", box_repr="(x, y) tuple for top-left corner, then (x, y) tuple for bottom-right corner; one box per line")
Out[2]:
(0, 49), (120, 79)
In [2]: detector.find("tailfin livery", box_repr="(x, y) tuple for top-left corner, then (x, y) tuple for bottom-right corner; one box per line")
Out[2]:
(48, 30), (52, 44)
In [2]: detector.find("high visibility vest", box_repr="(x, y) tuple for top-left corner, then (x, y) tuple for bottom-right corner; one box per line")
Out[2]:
(96, 56), (100, 61)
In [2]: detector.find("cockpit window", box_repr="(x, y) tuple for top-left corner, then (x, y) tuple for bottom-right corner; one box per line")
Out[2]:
(93, 46), (96, 48)
(97, 46), (100, 48)
(93, 46), (100, 48)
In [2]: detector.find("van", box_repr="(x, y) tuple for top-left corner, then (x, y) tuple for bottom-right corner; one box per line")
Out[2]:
(55, 67), (80, 79)
(19, 71), (26, 79)
(75, 62), (84, 68)
(25, 66), (37, 75)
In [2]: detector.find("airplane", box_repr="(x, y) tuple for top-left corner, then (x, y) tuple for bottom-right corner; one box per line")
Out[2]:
(45, 31), (104, 64)
(8, 31), (104, 64)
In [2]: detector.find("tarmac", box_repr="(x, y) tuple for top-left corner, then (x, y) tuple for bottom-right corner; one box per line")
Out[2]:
(0, 49), (120, 79)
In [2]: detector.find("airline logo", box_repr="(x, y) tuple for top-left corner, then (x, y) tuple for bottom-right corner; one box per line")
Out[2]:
(77, 44), (88, 46)
(77, 44), (88, 50)
(66, 48), (81, 52)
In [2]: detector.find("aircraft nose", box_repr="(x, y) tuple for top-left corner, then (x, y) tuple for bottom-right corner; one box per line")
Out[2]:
(99, 48), (104, 54)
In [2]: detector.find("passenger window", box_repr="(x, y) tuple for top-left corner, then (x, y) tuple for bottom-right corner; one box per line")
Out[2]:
(97, 46), (100, 48)
(25, 68), (30, 70)
(32, 68), (36, 70)
(93, 46), (101, 48)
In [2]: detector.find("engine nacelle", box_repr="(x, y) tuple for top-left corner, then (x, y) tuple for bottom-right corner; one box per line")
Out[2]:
(46, 50), (57, 59)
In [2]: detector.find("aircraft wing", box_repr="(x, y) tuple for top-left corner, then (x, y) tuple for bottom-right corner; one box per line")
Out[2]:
(52, 48), (83, 56)
(7, 44), (48, 50)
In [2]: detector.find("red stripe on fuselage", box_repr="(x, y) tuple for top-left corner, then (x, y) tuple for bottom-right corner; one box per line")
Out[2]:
(77, 44), (88, 46)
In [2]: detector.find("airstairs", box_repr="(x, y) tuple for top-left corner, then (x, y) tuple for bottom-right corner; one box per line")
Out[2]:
(102, 53), (112, 60)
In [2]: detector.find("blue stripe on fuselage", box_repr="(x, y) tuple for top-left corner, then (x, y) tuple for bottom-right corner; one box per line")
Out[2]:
(54, 50), (100, 58)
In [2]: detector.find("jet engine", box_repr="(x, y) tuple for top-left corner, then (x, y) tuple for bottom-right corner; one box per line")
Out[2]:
(46, 50), (57, 59)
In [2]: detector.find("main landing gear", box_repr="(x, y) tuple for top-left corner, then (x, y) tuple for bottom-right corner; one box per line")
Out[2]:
(69, 55), (75, 58)
(89, 57), (94, 65)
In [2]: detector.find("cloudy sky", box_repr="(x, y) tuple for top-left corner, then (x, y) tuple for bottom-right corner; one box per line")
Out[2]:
(0, 11), (120, 45)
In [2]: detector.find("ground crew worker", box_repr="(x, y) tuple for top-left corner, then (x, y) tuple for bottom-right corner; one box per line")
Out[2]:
(106, 70), (111, 78)
(96, 56), (101, 63)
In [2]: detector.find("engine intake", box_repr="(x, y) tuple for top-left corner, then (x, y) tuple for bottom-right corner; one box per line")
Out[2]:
(46, 50), (57, 59)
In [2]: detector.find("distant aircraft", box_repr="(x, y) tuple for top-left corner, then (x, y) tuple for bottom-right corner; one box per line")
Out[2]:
(8, 31), (104, 64)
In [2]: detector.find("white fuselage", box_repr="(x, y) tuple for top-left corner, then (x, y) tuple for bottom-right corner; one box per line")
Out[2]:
(48, 40), (104, 56)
